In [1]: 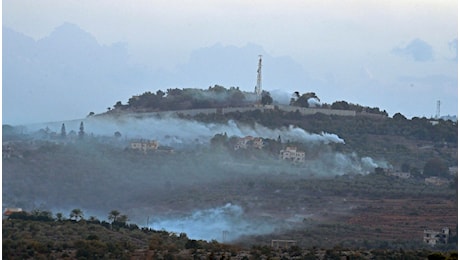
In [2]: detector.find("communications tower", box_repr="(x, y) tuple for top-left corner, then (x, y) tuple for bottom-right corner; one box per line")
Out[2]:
(254, 55), (262, 97)
(435, 100), (441, 119)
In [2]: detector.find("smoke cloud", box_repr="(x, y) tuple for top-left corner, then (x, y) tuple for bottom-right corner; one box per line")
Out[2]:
(6, 113), (391, 243)
(152, 203), (276, 242)
(27, 115), (344, 147)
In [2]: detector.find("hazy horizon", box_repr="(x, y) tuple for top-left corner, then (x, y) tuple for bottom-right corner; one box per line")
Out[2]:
(3, 0), (458, 125)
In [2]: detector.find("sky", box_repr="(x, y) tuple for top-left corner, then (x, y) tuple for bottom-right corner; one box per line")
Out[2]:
(2, 0), (458, 125)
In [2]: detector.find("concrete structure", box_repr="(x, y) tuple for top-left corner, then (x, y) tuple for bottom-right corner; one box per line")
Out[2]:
(157, 146), (175, 154)
(276, 105), (357, 117)
(3, 208), (23, 216)
(130, 140), (159, 153)
(104, 104), (359, 120)
(234, 136), (264, 150)
(271, 240), (297, 249)
(386, 171), (411, 179)
(424, 176), (449, 186)
(423, 227), (450, 245)
(279, 146), (305, 163)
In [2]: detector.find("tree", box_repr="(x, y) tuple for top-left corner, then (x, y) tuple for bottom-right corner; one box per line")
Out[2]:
(108, 210), (120, 223)
(156, 89), (165, 98)
(78, 121), (85, 139)
(114, 131), (122, 138)
(61, 123), (67, 138)
(229, 90), (246, 106)
(290, 92), (320, 108)
(261, 91), (273, 105)
(393, 112), (407, 121)
(401, 162), (411, 173)
(114, 101), (123, 109)
(374, 167), (385, 175)
(423, 158), (449, 178)
(88, 216), (100, 224)
(210, 133), (228, 147)
(118, 215), (128, 224)
(331, 101), (350, 110)
(56, 212), (64, 221)
(70, 208), (84, 221)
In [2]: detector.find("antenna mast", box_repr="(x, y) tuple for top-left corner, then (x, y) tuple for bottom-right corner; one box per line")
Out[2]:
(255, 55), (262, 97)
(436, 100), (441, 119)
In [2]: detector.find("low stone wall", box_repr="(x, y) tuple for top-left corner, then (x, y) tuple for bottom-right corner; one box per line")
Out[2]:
(105, 105), (359, 118)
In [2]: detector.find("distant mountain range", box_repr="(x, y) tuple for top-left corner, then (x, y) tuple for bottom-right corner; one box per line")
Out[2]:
(4, 23), (152, 125)
(3, 23), (312, 125)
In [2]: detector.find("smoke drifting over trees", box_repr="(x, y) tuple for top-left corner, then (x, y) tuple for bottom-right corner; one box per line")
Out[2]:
(3, 112), (394, 242)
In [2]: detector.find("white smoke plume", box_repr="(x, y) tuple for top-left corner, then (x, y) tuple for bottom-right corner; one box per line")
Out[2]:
(269, 89), (292, 105)
(152, 203), (276, 242)
(27, 115), (344, 147)
(305, 152), (389, 176)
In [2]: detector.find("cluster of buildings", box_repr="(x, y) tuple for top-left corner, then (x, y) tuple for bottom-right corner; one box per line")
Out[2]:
(232, 136), (306, 164)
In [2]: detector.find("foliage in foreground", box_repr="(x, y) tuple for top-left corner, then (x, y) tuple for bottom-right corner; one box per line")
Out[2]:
(3, 214), (458, 260)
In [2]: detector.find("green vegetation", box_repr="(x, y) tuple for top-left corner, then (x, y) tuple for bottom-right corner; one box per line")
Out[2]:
(3, 214), (457, 259)
(115, 85), (254, 111)
(112, 86), (390, 117)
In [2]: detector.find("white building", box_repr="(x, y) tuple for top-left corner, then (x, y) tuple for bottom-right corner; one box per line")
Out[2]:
(130, 140), (159, 153)
(423, 227), (450, 245)
(279, 146), (305, 163)
(424, 176), (449, 186)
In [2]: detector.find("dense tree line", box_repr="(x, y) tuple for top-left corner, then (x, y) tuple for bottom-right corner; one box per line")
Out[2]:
(113, 85), (255, 112)
(190, 107), (457, 144)
(111, 86), (392, 117)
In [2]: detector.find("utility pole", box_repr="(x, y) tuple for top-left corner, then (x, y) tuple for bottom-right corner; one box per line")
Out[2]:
(254, 55), (263, 98)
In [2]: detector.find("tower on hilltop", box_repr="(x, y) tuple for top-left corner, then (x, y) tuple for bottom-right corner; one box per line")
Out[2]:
(254, 55), (262, 97)
(435, 100), (441, 119)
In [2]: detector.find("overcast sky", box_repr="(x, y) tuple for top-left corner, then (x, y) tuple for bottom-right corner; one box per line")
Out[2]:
(3, 0), (458, 124)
